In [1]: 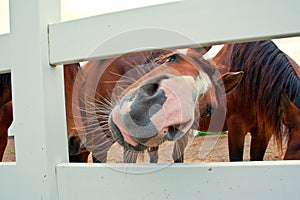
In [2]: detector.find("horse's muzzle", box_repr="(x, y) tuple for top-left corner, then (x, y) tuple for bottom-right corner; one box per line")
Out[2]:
(109, 74), (201, 151)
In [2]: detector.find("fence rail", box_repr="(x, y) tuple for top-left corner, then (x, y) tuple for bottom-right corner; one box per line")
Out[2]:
(48, 0), (300, 65)
(56, 161), (300, 200)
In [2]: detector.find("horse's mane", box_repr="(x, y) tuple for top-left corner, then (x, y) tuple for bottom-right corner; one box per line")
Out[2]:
(226, 40), (300, 147)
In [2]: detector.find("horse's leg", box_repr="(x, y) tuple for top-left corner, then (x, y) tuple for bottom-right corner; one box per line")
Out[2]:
(0, 127), (8, 162)
(227, 116), (249, 161)
(148, 146), (159, 163)
(0, 101), (13, 161)
(123, 149), (139, 163)
(249, 128), (272, 161)
(172, 131), (190, 163)
(123, 147), (158, 163)
(284, 129), (300, 160)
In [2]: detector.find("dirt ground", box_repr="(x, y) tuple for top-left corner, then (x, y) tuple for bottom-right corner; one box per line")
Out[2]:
(3, 133), (285, 163)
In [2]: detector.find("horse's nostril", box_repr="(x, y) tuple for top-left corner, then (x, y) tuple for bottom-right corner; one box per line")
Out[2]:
(140, 74), (172, 97)
(164, 125), (180, 141)
(143, 82), (159, 96)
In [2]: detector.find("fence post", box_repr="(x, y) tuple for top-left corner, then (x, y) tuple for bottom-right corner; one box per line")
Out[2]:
(9, 0), (68, 199)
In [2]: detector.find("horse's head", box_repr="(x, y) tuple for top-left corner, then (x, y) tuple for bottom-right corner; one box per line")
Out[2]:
(109, 47), (243, 152)
(280, 92), (300, 131)
(280, 92), (300, 160)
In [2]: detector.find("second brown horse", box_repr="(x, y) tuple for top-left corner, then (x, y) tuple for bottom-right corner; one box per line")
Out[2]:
(212, 40), (300, 161)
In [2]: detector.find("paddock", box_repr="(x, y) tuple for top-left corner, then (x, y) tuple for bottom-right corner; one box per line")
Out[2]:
(0, 0), (300, 199)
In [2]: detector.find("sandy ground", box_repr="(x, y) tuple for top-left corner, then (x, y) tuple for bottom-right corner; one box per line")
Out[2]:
(2, 137), (15, 162)
(3, 133), (284, 163)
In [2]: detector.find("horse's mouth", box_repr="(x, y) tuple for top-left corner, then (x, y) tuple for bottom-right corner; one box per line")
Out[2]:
(109, 110), (192, 151)
(109, 117), (149, 152)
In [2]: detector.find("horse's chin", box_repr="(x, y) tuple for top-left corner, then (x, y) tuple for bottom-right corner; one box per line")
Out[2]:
(109, 117), (148, 152)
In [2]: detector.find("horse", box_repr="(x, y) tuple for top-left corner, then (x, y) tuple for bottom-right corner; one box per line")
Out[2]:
(280, 92), (300, 160)
(64, 50), (167, 162)
(0, 55), (167, 162)
(210, 40), (300, 161)
(0, 50), (193, 162)
(70, 47), (243, 163)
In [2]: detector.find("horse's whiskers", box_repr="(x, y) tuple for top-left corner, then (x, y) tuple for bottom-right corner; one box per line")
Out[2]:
(109, 71), (136, 82)
(84, 133), (115, 147)
(75, 122), (101, 130)
(84, 124), (109, 134)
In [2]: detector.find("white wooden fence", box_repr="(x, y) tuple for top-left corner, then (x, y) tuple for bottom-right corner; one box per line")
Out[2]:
(0, 0), (300, 199)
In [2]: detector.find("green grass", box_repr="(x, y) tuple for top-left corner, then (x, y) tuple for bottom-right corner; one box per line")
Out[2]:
(194, 131), (228, 137)
(5, 147), (15, 153)
(6, 136), (15, 153)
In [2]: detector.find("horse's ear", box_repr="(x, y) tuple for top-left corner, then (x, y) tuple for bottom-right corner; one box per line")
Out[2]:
(219, 71), (243, 93)
(187, 46), (212, 58)
(204, 46), (212, 52)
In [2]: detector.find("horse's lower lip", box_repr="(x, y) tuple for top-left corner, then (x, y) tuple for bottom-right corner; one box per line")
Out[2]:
(139, 136), (164, 147)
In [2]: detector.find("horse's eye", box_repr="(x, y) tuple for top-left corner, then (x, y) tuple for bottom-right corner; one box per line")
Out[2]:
(166, 54), (178, 62)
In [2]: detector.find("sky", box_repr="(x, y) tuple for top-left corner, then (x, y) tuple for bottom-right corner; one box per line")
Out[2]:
(0, 0), (299, 64)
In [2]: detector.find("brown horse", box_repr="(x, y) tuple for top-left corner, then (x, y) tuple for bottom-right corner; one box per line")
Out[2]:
(64, 51), (165, 162)
(71, 47), (243, 162)
(211, 40), (300, 161)
(0, 50), (188, 162)
(280, 92), (300, 160)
